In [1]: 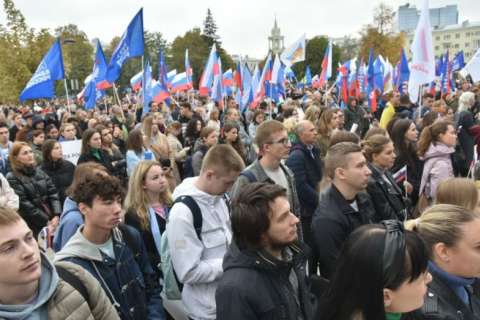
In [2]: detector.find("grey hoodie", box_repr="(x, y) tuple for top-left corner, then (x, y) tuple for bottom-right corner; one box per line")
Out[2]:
(0, 252), (59, 320)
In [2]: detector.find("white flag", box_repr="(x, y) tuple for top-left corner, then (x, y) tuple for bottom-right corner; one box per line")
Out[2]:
(271, 54), (282, 85)
(461, 48), (480, 82)
(280, 34), (306, 67)
(408, 0), (435, 103)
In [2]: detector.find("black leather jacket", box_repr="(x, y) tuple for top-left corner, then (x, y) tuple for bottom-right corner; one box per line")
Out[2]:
(366, 163), (409, 222)
(406, 270), (480, 320)
(7, 166), (61, 235)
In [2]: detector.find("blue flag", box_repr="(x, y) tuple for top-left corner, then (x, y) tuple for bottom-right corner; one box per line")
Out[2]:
(106, 8), (144, 83)
(20, 39), (65, 102)
(305, 66), (312, 87)
(451, 51), (465, 71)
(373, 56), (384, 93)
(93, 41), (110, 89)
(366, 48), (375, 98)
(83, 79), (105, 109)
(397, 48), (410, 94)
(143, 61), (153, 115)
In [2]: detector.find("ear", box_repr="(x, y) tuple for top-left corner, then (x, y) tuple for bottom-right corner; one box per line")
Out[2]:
(433, 242), (451, 263)
(335, 167), (346, 180)
(383, 288), (394, 309)
(78, 202), (90, 217)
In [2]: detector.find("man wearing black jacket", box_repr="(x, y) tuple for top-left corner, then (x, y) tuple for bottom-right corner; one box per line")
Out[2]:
(286, 120), (322, 274)
(311, 142), (375, 279)
(216, 182), (313, 320)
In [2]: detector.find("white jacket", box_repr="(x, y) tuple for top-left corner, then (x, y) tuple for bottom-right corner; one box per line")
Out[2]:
(166, 177), (231, 320)
(0, 173), (18, 210)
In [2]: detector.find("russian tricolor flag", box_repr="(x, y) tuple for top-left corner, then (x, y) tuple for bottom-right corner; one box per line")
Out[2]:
(170, 72), (190, 92)
(319, 39), (332, 88)
(151, 80), (170, 103)
(393, 165), (407, 183)
(130, 71), (143, 91)
(199, 44), (217, 96)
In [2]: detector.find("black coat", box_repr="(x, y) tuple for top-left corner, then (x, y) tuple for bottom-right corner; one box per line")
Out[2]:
(7, 166), (61, 236)
(41, 159), (75, 207)
(406, 271), (480, 320)
(286, 143), (323, 217)
(216, 241), (314, 320)
(77, 149), (114, 173)
(124, 207), (167, 279)
(311, 185), (375, 279)
(366, 164), (409, 222)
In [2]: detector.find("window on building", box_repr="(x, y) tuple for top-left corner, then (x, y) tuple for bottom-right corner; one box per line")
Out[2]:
(475, 40), (480, 49)
(466, 32), (471, 37)
(455, 33), (460, 39)
(435, 46), (440, 50)
(455, 44), (459, 48)
(444, 34), (451, 40)
(436, 36), (440, 40)
(443, 43), (451, 49)
(466, 42), (470, 47)
(476, 31), (480, 36)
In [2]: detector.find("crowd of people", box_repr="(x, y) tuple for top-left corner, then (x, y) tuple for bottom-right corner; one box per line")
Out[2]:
(0, 80), (480, 320)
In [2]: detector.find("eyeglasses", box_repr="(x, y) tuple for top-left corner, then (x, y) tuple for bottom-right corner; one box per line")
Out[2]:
(268, 138), (291, 146)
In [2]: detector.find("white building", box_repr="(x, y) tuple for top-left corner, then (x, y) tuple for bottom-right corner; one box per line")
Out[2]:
(405, 20), (480, 59)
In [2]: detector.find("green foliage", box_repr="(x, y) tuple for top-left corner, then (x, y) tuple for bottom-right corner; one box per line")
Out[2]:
(358, 3), (406, 63)
(170, 28), (233, 87)
(144, 30), (168, 77)
(292, 36), (341, 80)
(202, 8), (220, 47)
(55, 24), (94, 95)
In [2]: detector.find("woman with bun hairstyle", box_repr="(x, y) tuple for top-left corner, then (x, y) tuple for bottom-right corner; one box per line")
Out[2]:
(363, 134), (410, 221)
(405, 204), (480, 319)
(318, 220), (431, 320)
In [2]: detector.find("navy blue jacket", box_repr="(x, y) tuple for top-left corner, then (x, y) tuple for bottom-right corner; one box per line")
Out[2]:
(286, 142), (323, 217)
(56, 225), (164, 320)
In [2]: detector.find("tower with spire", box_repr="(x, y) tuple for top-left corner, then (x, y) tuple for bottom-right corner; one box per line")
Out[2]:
(268, 16), (285, 55)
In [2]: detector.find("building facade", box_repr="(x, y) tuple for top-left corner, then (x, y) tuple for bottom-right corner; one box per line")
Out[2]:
(396, 3), (458, 32)
(405, 20), (480, 60)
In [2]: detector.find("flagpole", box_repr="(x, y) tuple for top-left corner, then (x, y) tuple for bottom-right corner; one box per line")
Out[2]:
(112, 83), (122, 107)
(63, 79), (71, 113)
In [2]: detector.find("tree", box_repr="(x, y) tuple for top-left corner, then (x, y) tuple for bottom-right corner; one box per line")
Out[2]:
(144, 30), (168, 78)
(202, 8), (221, 47)
(170, 28), (233, 87)
(55, 24), (94, 95)
(337, 36), (359, 61)
(0, 0), (37, 103)
(358, 3), (406, 63)
(292, 36), (341, 80)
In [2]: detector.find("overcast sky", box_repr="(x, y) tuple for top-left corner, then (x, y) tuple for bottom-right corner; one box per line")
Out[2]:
(2, 0), (479, 58)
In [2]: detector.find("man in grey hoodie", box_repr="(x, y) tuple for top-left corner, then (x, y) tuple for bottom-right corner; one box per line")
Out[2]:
(0, 207), (119, 320)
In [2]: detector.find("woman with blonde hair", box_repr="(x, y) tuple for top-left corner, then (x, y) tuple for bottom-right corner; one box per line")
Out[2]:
(316, 108), (338, 157)
(142, 114), (169, 161)
(125, 160), (172, 278)
(435, 178), (479, 211)
(405, 204), (480, 319)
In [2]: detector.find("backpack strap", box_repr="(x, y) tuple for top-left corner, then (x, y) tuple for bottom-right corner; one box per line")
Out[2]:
(240, 170), (257, 183)
(173, 195), (202, 240)
(117, 224), (141, 258)
(56, 265), (93, 311)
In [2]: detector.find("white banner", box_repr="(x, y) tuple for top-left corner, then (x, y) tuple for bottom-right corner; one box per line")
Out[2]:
(60, 140), (82, 165)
